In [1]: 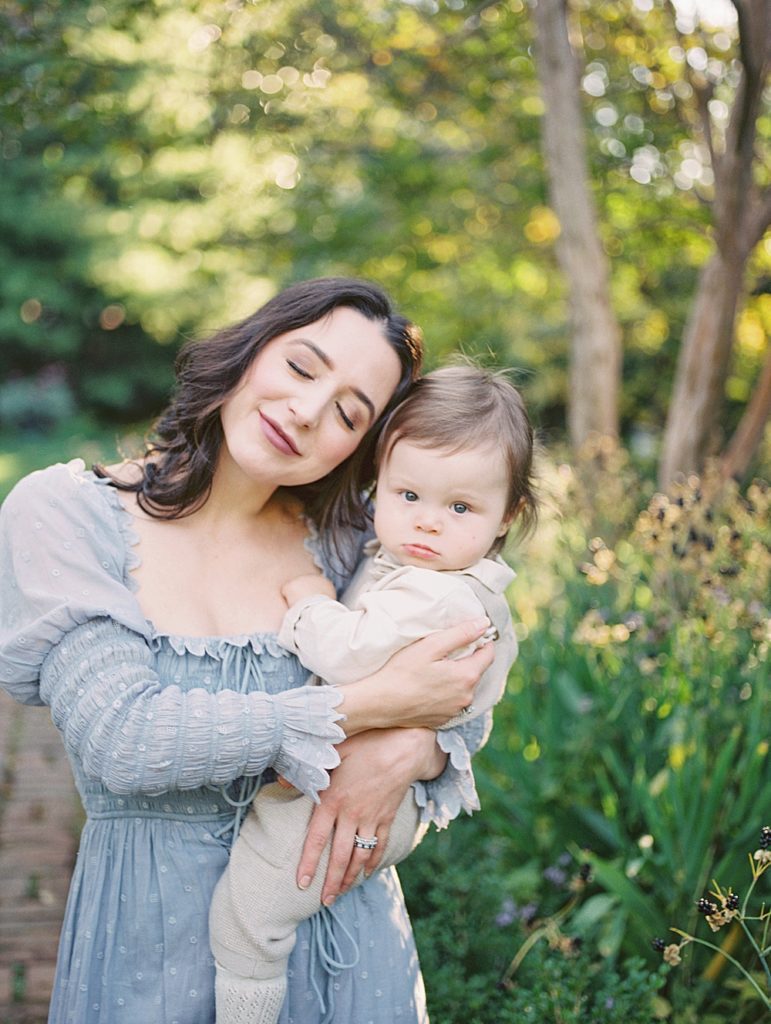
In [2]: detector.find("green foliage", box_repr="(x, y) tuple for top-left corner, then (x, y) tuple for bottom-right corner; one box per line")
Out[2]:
(0, 422), (136, 503)
(401, 817), (668, 1024)
(2, 0), (768, 446)
(659, 837), (771, 1019)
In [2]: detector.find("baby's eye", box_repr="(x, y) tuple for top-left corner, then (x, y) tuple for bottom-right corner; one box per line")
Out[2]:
(452, 502), (469, 514)
(402, 491), (419, 503)
(287, 359), (313, 380)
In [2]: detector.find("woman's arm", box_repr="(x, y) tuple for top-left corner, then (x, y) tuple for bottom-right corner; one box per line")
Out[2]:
(294, 622), (495, 902)
(39, 618), (345, 798)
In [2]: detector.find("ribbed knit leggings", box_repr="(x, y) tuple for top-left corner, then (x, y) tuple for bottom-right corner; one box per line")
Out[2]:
(209, 781), (426, 1024)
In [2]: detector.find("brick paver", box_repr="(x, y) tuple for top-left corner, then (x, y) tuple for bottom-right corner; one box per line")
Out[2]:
(0, 693), (79, 1024)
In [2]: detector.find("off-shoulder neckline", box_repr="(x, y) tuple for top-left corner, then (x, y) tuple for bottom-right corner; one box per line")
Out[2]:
(78, 461), (325, 650)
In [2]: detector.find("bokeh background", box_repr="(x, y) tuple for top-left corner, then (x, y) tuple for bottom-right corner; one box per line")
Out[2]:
(1, 0), (769, 1021)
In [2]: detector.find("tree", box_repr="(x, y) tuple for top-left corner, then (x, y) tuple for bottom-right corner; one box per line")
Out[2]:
(659, 0), (770, 486)
(533, 0), (770, 483)
(533, 0), (622, 445)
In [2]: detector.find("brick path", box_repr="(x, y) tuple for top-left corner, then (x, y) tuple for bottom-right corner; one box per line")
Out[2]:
(0, 693), (79, 1024)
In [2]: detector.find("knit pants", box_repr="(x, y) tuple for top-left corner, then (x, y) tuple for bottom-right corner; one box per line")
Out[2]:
(209, 781), (426, 1024)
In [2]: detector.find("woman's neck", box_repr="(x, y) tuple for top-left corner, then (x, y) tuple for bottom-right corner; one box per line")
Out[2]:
(199, 449), (279, 524)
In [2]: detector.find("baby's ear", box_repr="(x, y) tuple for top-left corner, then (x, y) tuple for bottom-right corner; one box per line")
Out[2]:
(497, 496), (525, 537)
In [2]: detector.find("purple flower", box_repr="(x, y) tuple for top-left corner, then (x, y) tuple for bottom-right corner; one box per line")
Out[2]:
(495, 897), (517, 928)
(543, 865), (567, 887)
(518, 902), (538, 924)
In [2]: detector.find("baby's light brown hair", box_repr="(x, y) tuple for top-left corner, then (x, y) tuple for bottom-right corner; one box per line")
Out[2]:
(375, 364), (538, 554)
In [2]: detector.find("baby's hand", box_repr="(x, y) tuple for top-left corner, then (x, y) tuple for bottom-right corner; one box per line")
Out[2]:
(282, 572), (336, 606)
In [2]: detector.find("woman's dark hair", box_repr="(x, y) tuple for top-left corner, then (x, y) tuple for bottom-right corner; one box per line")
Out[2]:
(96, 278), (423, 543)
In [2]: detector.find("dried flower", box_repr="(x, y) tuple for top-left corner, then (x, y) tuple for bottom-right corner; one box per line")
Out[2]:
(663, 944), (682, 966)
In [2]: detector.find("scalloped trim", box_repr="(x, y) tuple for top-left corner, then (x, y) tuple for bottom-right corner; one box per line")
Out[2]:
(148, 631), (292, 659)
(412, 729), (480, 831)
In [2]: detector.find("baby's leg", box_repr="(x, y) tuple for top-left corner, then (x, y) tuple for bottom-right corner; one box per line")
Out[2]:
(209, 782), (319, 1024)
(209, 781), (428, 1024)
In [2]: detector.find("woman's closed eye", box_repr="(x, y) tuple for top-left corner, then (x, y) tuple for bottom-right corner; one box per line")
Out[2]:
(288, 359), (359, 430)
(287, 358), (314, 380)
(336, 402), (357, 431)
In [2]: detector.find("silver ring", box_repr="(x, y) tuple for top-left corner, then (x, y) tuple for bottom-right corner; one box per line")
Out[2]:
(353, 834), (378, 850)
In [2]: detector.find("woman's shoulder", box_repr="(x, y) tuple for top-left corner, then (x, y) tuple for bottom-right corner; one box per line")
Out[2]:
(2, 458), (129, 562)
(5, 458), (96, 511)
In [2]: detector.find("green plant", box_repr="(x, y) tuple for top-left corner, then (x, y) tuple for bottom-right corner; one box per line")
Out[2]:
(652, 827), (771, 1017)
(474, 456), (769, 1017)
(401, 820), (667, 1024)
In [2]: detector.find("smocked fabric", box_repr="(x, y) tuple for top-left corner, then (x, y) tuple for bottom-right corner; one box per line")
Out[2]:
(0, 461), (487, 1023)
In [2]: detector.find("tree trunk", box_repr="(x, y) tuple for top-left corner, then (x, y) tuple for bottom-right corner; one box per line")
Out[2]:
(533, 0), (621, 446)
(658, 0), (770, 488)
(721, 343), (771, 480)
(658, 251), (744, 486)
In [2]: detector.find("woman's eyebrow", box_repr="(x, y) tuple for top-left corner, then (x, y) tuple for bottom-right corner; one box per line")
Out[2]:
(293, 338), (376, 421)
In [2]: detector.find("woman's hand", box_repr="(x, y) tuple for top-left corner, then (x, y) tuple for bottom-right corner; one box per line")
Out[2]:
(296, 728), (443, 904)
(337, 618), (495, 735)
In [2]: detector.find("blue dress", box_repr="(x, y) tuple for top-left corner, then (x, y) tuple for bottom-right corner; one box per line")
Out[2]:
(0, 461), (490, 1024)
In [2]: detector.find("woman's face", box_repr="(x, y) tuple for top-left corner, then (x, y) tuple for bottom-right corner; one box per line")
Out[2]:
(219, 306), (402, 489)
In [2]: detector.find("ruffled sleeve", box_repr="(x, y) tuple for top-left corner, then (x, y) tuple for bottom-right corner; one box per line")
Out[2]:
(40, 617), (345, 799)
(0, 460), (150, 706)
(412, 710), (494, 830)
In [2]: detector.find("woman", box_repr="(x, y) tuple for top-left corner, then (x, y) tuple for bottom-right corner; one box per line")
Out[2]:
(0, 278), (494, 1024)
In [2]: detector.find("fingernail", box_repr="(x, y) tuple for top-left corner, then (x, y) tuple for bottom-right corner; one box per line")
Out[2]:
(323, 894), (336, 907)
(299, 875), (311, 890)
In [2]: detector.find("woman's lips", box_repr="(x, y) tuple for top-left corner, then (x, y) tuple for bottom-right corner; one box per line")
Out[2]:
(259, 413), (300, 456)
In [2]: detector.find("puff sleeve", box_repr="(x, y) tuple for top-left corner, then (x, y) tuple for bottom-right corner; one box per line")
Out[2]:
(0, 461), (150, 705)
(1, 462), (347, 799)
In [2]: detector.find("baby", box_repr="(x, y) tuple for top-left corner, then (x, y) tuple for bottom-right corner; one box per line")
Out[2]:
(209, 364), (537, 1023)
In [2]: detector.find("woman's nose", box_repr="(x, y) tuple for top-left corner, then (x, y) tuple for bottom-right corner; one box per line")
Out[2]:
(288, 390), (325, 429)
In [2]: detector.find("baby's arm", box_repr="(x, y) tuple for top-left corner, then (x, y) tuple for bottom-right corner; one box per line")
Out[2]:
(279, 568), (488, 686)
(281, 573), (336, 607)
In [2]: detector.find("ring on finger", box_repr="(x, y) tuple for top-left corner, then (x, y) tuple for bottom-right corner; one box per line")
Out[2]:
(353, 833), (378, 850)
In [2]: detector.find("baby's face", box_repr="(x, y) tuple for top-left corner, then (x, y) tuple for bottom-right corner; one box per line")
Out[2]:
(373, 440), (512, 572)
